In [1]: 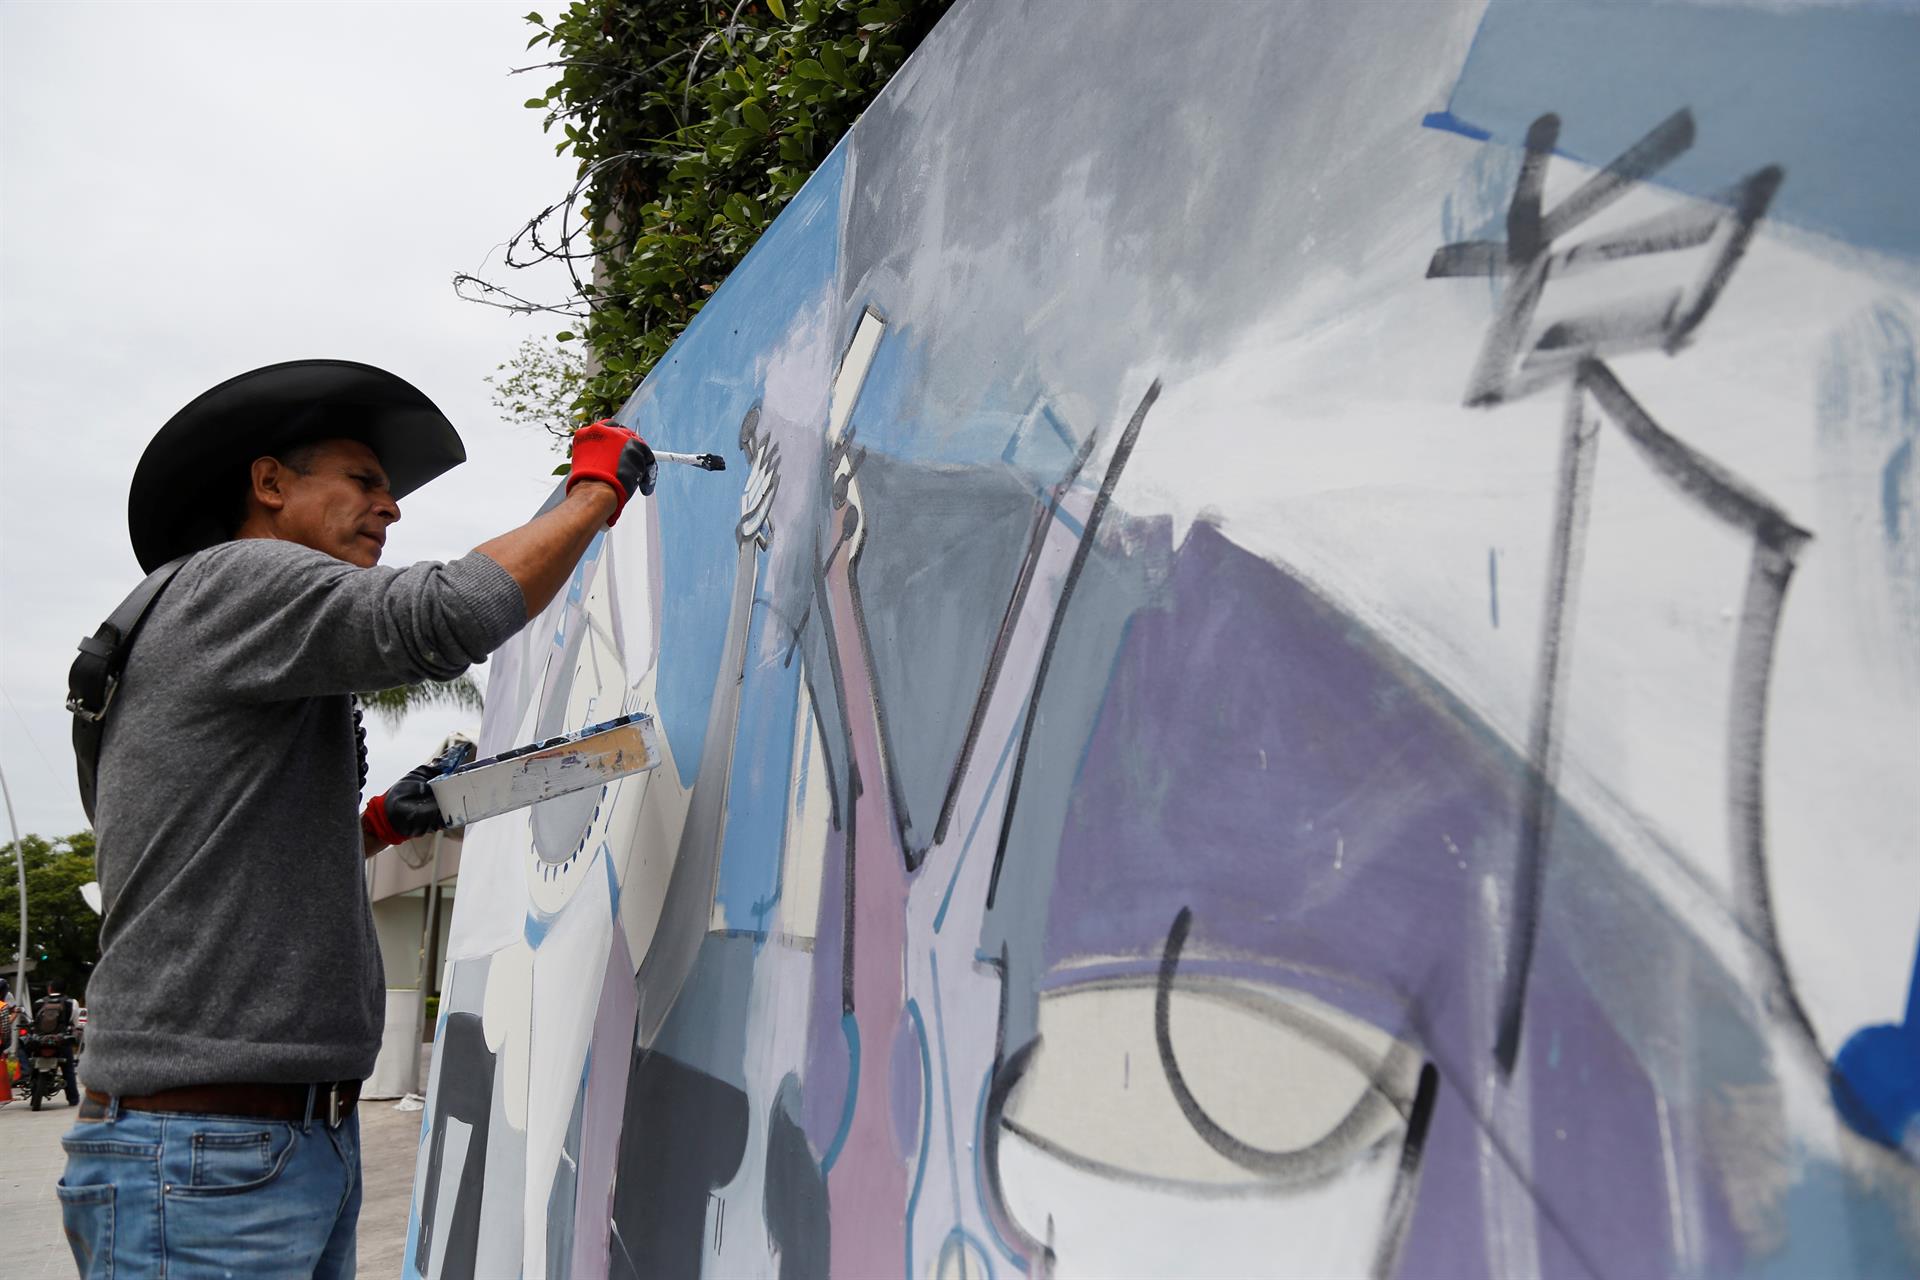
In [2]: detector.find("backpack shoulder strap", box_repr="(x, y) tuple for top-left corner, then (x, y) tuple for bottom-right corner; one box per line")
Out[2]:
(69, 554), (193, 823)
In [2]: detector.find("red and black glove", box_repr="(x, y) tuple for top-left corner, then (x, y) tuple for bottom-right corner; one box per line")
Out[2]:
(566, 420), (657, 525)
(361, 761), (447, 850)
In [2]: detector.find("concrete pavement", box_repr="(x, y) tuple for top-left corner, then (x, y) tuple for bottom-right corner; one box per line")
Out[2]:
(1, 1052), (431, 1278)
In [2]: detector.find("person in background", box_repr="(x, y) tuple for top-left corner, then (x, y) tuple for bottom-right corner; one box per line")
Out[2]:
(59, 360), (656, 1278)
(1, 977), (22, 1092)
(30, 977), (81, 1106)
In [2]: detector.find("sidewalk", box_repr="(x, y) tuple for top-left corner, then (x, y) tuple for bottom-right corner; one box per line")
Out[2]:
(1, 1047), (431, 1279)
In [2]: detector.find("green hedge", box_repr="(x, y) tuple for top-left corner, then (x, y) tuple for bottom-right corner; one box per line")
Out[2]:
(524, 0), (948, 421)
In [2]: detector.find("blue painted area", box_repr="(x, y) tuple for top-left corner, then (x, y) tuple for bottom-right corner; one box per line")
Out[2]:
(1745, 1154), (1918, 1278)
(971, 1066), (1024, 1266)
(602, 838), (620, 919)
(818, 1011), (862, 1174)
(901, 998), (934, 1280)
(617, 144), (849, 784)
(1438, 0), (1920, 260)
(715, 601), (803, 932)
(524, 908), (553, 949)
(1000, 401), (1080, 480)
(1422, 109), (1491, 142)
(1831, 922), (1920, 1152)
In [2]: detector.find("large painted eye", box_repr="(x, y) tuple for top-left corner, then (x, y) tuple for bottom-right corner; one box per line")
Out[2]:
(994, 914), (1430, 1278)
(1001, 977), (1418, 1188)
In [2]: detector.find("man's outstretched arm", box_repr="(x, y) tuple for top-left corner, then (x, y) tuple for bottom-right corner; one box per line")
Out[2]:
(472, 422), (655, 621)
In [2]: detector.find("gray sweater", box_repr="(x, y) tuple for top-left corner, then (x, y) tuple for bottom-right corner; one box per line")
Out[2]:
(85, 538), (525, 1095)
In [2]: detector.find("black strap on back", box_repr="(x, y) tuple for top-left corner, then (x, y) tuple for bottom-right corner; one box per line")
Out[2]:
(68, 555), (191, 823)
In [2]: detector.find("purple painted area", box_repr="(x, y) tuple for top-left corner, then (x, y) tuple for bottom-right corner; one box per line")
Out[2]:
(1396, 1074), (1491, 1280)
(802, 823), (851, 1156)
(1524, 933), (1671, 1277)
(1040, 521), (1702, 1273)
(1045, 520), (1512, 997)
(889, 1014), (923, 1157)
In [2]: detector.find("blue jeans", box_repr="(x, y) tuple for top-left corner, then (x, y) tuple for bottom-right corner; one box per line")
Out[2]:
(57, 1097), (361, 1278)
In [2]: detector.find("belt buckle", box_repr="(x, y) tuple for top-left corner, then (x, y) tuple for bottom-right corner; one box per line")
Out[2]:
(326, 1083), (342, 1129)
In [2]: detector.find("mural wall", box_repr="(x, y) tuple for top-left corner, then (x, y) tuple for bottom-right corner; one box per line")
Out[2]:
(405, 0), (1920, 1274)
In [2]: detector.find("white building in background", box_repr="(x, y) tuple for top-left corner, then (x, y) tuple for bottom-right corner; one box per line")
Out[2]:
(364, 829), (461, 1097)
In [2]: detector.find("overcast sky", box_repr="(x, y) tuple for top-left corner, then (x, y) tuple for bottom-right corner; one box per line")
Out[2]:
(1, 2), (586, 839)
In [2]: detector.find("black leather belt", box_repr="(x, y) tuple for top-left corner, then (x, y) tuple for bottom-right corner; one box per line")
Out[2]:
(79, 1080), (360, 1127)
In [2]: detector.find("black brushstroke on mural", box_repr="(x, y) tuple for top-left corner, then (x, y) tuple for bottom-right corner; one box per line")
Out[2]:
(1496, 389), (1598, 1076)
(930, 417), (1099, 851)
(413, 1012), (495, 1279)
(981, 1038), (1056, 1273)
(987, 378), (1161, 908)
(1428, 106), (1808, 1077)
(978, 943), (1056, 1274)
(1370, 1062), (1440, 1280)
(608, 1050), (749, 1280)
(1155, 907), (1410, 1184)
(1496, 357), (1815, 1076)
(1427, 107), (1784, 409)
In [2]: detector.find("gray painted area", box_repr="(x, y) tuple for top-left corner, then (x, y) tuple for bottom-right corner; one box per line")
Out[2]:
(651, 932), (761, 1092)
(840, 0), (1480, 458)
(546, 1080), (586, 1280)
(849, 452), (1045, 859)
(982, 514), (1171, 1052)
(766, 1073), (831, 1280)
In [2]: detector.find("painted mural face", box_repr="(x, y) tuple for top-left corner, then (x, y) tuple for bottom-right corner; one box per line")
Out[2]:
(408, 1), (1920, 1277)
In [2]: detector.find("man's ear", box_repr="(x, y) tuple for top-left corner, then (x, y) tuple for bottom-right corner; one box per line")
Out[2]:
(249, 456), (290, 512)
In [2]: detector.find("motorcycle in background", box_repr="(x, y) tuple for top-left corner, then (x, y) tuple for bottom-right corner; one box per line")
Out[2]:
(21, 1028), (78, 1110)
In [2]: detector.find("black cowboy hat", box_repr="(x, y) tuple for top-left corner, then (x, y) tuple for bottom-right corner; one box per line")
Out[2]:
(128, 359), (466, 573)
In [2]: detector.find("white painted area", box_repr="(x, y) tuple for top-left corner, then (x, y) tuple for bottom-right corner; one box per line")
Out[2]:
(425, 1117), (474, 1280)
(827, 309), (888, 445)
(523, 858), (614, 1278)
(997, 1123), (1401, 1279)
(774, 685), (831, 942)
(481, 940), (534, 1133)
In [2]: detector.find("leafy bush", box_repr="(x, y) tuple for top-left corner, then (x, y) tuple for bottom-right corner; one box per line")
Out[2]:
(513, 0), (948, 422)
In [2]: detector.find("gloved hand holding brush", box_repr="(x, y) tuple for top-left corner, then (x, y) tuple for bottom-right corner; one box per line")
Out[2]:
(565, 420), (657, 523)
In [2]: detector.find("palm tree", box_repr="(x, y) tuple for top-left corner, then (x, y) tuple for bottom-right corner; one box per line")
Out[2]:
(355, 675), (484, 730)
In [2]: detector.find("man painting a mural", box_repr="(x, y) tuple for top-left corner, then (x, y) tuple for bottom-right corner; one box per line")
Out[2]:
(24, 0), (1917, 1276)
(57, 359), (657, 1276)
(397, 1), (1919, 1277)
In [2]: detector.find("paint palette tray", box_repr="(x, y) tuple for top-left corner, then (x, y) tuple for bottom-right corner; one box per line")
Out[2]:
(429, 712), (662, 826)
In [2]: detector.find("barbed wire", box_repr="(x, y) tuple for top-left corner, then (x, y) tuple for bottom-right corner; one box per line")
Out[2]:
(452, 29), (721, 322)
